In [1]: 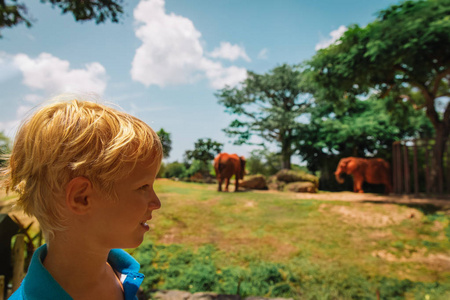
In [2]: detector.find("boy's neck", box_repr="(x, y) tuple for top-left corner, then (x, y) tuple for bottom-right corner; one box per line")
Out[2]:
(43, 235), (124, 300)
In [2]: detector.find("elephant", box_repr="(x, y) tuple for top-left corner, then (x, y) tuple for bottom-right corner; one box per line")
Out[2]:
(214, 153), (246, 192)
(335, 157), (392, 194)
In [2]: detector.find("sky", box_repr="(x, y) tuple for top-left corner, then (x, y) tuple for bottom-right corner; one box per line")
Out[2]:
(0, 0), (399, 163)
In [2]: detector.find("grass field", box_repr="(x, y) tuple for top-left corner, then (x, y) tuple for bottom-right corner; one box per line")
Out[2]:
(2, 179), (449, 299)
(132, 179), (450, 299)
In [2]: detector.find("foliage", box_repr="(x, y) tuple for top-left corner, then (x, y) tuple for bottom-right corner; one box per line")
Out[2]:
(162, 161), (186, 178)
(246, 149), (282, 176)
(184, 138), (223, 164)
(275, 169), (319, 186)
(156, 128), (172, 159)
(304, 0), (450, 191)
(134, 240), (450, 299)
(184, 138), (222, 176)
(145, 180), (450, 299)
(0, 131), (10, 167)
(296, 93), (434, 191)
(0, 0), (123, 37)
(135, 241), (299, 298)
(182, 159), (207, 178)
(216, 64), (313, 169)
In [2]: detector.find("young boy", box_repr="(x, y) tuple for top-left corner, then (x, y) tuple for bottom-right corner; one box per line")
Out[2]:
(2, 95), (163, 300)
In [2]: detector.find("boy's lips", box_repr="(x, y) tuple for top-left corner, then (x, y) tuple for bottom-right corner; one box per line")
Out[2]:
(140, 216), (153, 229)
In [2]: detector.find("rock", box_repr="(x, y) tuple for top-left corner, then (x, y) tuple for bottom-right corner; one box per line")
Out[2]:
(240, 175), (268, 190)
(190, 292), (218, 300)
(245, 298), (293, 300)
(267, 182), (281, 191)
(284, 181), (317, 193)
(275, 169), (319, 186)
(267, 176), (285, 191)
(150, 290), (293, 300)
(191, 293), (240, 300)
(152, 290), (192, 300)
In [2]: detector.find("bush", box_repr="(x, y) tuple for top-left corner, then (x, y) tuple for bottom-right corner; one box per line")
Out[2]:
(133, 241), (450, 299)
(163, 161), (186, 178)
(276, 169), (319, 186)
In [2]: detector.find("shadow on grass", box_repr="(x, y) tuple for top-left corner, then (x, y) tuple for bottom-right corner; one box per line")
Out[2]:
(361, 200), (447, 215)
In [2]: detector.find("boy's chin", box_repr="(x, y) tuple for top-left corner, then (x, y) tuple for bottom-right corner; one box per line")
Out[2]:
(120, 237), (145, 249)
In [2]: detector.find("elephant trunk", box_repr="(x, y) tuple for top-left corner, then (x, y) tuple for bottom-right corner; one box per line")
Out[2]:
(335, 172), (345, 184)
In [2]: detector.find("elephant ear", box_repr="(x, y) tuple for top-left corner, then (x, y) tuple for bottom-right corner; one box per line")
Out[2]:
(341, 157), (352, 168)
(240, 156), (246, 168)
(239, 156), (246, 179)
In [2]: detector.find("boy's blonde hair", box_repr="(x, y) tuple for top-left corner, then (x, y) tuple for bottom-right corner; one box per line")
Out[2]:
(2, 96), (163, 237)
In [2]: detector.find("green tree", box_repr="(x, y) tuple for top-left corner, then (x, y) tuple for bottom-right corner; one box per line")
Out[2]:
(162, 161), (186, 178)
(297, 95), (434, 190)
(246, 149), (282, 176)
(216, 64), (312, 169)
(156, 128), (172, 159)
(1, 0), (123, 37)
(0, 131), (10, 166)
(305, 0), (450, 192)
(184, 138), (223, 175)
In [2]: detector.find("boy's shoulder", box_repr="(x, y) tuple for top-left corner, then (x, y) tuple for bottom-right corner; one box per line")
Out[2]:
(8, 245), (144, 300)
(9, 245), (72, 300)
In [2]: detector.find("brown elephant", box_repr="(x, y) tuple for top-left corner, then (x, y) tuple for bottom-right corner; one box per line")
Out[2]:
(214, 153), (246, 192)
(335, 157), (392, 194)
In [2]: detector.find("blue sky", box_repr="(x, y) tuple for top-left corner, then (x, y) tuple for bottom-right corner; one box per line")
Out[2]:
(0, 0), (399, 163)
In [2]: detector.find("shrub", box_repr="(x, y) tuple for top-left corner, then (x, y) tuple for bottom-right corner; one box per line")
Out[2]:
(163, 161), (187, 178)
(276, 169), (319, 186)
(133, 241), (450, 299)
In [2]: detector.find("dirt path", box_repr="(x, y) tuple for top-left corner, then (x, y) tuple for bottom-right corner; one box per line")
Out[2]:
(254, 190), (450, 210)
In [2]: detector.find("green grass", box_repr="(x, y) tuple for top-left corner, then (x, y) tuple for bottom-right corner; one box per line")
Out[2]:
(130, 179), (450, 299)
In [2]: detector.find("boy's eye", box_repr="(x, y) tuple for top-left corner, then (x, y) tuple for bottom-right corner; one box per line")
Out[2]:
(139, 184), (150, 191)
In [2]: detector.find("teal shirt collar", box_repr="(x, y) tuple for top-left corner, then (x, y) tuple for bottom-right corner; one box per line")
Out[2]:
(10, 244), (144, 300)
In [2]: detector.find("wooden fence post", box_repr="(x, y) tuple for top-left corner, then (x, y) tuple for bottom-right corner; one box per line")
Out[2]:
(396, 142), (403, 194)
(11, 234), (25, 294)
(413, 140), (419, 196)
(0, 275), (4, 300)
(424, 140), (431, 194)
(447, 139), (450, 193)
(403, 143), (410, 194)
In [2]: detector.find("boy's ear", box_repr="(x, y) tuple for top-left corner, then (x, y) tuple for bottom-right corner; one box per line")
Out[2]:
(65, 177), (93, 215)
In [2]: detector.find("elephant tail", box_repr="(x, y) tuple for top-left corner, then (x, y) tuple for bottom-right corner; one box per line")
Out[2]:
(214, 155), (224, 177)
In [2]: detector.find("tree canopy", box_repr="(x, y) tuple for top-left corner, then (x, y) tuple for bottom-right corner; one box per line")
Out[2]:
(183, 138), (223, 177)
(184, 138), (223, 164)
(156, 128), (172, 159)
(304, 0), (450, 191)
(0, 131), (10, 166)
(0, 0), (124, 37)
(216, 64), (312, 169)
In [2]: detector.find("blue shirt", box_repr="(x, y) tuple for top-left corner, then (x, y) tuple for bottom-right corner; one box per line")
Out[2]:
(8, 244), (144, 300)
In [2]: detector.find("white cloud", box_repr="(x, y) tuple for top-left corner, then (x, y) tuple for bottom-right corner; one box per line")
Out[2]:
(131, 0), (247, 89)
(209, 42), (250, 62)
(0, 105), (33, 138)
(0, 52), (20, 83)
(199, 59), (247, 89)
(24, 94), (44, 104)
(315, 25), (347, 51)
(13, 52), (108, 95)
(257, 48), (268, 60)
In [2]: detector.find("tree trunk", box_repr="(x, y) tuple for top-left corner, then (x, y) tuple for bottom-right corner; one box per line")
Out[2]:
(282, 154), (291, 170)
(421, 88), (449, 194)
(281, 140), (292, 170)
(430, 125), (447, 194)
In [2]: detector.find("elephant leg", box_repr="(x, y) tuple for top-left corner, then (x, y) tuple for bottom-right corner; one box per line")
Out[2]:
(225, 177), (230, 192)
(353, 176), (364, 193)
(384, 181), (392, 194)
(218, 178), (222, 192)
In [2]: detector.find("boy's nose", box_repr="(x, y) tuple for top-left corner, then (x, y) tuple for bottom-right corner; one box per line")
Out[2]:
(149, 191), (161, 210)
